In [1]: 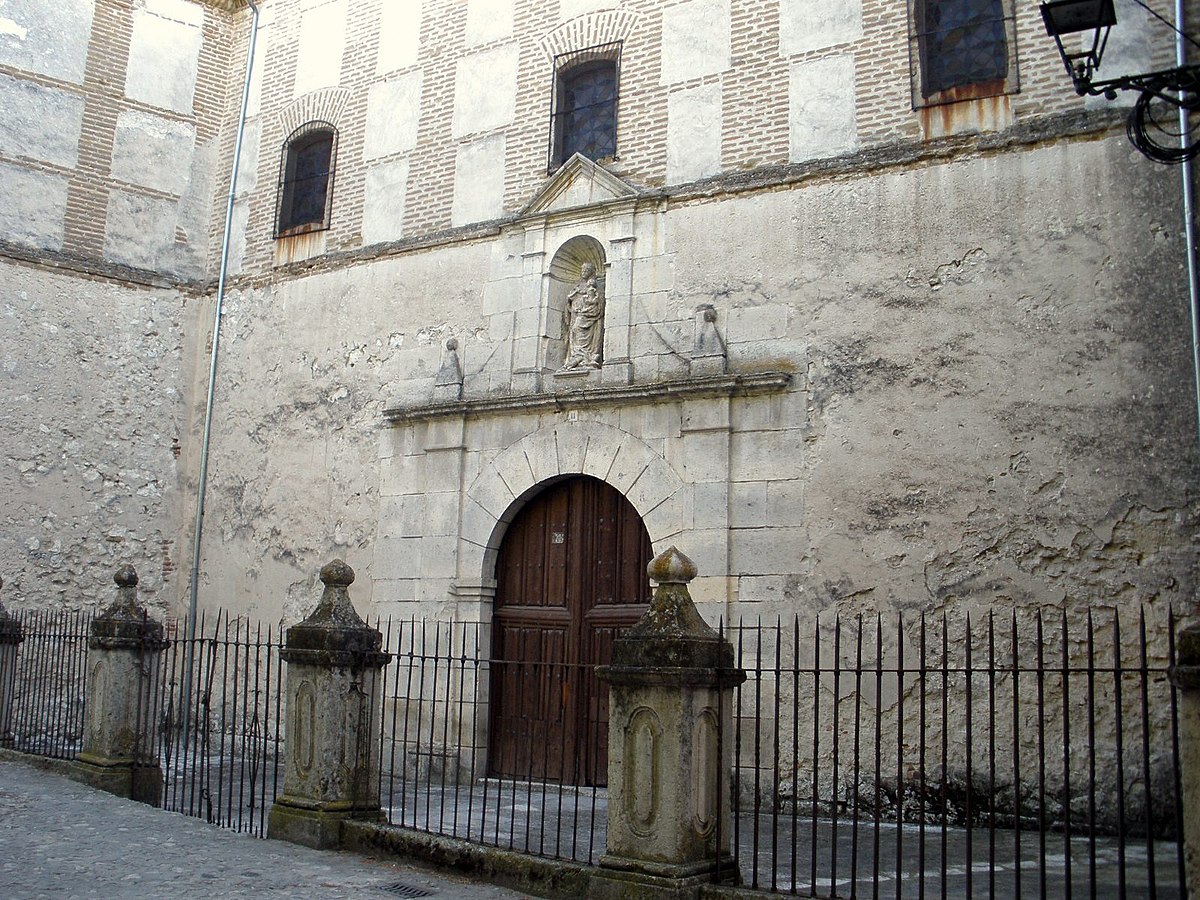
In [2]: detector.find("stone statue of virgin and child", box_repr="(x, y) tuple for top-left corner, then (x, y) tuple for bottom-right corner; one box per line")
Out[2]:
(559, 262), (604, 370)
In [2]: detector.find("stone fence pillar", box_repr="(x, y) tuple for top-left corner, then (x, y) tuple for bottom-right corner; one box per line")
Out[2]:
(74, 566), (166, 805)
(0, 577), (24, 747)
(1172, 622), (1200, 895)
(591, 546), (745, 900)
(269, 559), (391, 850)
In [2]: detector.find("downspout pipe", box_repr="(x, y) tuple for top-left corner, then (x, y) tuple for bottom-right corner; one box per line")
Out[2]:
(1178, 0), (1200, 459)
(184, 0), (259, 680)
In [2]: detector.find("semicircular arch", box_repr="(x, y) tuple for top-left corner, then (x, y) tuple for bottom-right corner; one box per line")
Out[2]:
(460, 420), (684, 579)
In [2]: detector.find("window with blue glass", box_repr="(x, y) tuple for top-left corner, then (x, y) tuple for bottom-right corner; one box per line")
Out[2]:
(275, 121), (337, 237)
(911, 0), (1016, 104)
(550, 44), (621, 170)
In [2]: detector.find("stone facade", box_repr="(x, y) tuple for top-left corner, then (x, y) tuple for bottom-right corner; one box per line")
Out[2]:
(0, 0), (1194, 656)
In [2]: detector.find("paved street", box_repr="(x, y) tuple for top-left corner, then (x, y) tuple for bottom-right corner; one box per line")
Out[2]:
(0, 758), (527, 900)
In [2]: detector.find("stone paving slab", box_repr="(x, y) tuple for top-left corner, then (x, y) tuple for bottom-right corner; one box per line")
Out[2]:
(0, 758), (530, 900)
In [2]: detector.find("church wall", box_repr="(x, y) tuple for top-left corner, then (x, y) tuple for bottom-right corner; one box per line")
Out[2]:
(0, 259), (197, 614)
(189, 133), (1198, 631)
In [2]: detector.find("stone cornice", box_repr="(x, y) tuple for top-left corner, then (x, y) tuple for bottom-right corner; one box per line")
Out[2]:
(383, 371), (793, 425)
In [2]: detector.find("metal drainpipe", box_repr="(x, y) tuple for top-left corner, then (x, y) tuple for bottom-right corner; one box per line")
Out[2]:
(1177, 0), (1200, 458)
(183, 0), (259, 727)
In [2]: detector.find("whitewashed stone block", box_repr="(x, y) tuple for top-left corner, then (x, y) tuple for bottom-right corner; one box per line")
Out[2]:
(377, 1), (421, 74)
(103, 190), (177, 271)
(452, 44), (519, 138)
(0, 0), (93, 83)
(362, 159), (410, 245)
(778, 0), (862, 56)
(111, 111), (196, 196)
(660, 0), (730, 85)
(466, 0), (513, 46)
(364, 73), (423, 160)
(559, 0), (610, 18)
(0, 163), (68, 250)
(294, 0), (347, 96)
(789, 54), (857, 162)
(667, 83), (722, 184)
(451, 133), (506, 226)
(0, 75), (84, 168)
(125, 4), (203, 114)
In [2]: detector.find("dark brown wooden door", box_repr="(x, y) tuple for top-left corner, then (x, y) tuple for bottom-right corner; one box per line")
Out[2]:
(489, 476), (652, 786)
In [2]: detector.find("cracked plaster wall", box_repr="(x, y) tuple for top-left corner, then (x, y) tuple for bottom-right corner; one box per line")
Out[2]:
(185, 135), (1200, 640)
(0, 261), (195, 615)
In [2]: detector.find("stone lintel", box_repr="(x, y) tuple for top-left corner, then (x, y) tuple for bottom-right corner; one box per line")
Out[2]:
(384, 372), (791, 424)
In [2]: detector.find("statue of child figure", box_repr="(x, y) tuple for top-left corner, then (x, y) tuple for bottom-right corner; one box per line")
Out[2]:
(560, 262), (604, 370)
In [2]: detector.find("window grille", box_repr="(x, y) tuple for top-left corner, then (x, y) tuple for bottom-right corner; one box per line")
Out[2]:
(548, 42), (621, 172)
(908, 0), (1019, 107)
(274, 121), (338, 238)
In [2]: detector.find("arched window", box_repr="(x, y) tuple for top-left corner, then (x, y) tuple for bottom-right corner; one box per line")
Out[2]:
(550, 44), (620, 170)
(910, 0), (1016, 105)
(275, 121), (337, 237)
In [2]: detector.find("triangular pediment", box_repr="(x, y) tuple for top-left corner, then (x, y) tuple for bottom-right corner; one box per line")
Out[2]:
(521, 153), (639, 217)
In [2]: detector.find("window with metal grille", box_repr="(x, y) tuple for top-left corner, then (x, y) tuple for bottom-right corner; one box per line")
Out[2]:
(275, 121), (337, 237)
(549, 43), (621, 171)
(909, 0), (1018, 107)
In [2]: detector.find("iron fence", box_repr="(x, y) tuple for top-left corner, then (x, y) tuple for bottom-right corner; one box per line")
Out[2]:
(8, 609), (92, 759)
(376, 617), (606, 864)
(2, 600), (1192, 900)
(149, 612), (286, 837)
(722, 608), (1188, 899)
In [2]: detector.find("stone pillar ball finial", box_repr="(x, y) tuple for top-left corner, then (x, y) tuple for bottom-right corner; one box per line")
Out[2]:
(320, 558), (355, 588)
(446, 337), (458, 351)
(114, 565), (138, 588)
(647, 546), (697, 585)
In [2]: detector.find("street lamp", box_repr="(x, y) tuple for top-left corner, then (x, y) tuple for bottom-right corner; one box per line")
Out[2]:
(1040, 0), (1200, 162)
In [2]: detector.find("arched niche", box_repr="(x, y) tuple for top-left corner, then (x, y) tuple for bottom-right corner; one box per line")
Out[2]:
(546, 235), (607, 370)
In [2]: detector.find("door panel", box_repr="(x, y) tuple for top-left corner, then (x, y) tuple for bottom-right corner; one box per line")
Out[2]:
(489, 476), (652, 785)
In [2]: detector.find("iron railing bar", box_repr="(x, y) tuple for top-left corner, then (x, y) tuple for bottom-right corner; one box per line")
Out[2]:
(1114, 614), (1128, 900)
(965, 612), (974, 900)
(1061, 611), (1073, 900)
(1139, 608), (1157, 900)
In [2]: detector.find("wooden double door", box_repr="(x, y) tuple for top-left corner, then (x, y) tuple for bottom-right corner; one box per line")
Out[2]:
(488, 476), (652, 786)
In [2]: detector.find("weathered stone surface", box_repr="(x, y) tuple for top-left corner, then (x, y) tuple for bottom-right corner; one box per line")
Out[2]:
(659, 0), (730, 85)
(595, 547), (743, 897)
(451, 45), (518, 139)
(270, 560), (391, 849)
(76, 566), (164, 805)
(0, 74), (84, 168)
(0, 163), (69, 250)
(124, 1), (203, 114)
(293, 0), (346, 96)
(0, 0), (93, 84)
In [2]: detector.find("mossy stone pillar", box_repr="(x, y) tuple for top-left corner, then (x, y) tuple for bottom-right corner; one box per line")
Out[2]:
(268, 559), (391, 850)
(0, 577), (24, 747)
(74, 566), (165, 805)
(1172, 622), (1200, 895)
(591, 547), (745, 900)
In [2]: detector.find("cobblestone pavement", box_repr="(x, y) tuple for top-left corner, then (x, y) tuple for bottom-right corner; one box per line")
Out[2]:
(0, 759), (529, 900)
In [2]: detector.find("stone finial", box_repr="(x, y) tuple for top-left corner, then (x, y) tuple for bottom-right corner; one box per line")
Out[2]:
(433, 337), (464, 402)
(609, 546), (733, 670)
(647, 545), (698, 585)
(691, 304), (727, 376)
(0, 575), (21, 645)
(283, 559), (389, 666)
(91, 565), (164, 649)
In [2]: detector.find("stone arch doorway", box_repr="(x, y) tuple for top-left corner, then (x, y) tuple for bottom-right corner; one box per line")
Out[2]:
(488, 474), (652, 786)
